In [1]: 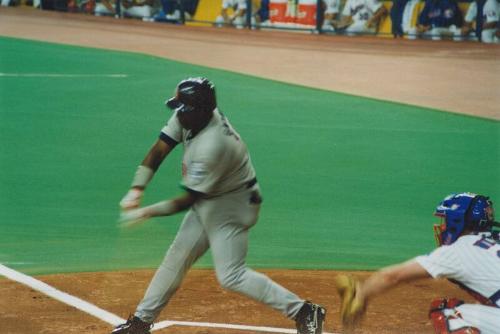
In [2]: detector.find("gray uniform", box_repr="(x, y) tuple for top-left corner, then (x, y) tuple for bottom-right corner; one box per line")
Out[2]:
(135, 109), (304, 323)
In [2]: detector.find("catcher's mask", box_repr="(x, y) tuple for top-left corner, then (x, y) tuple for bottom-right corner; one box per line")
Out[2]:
(166, 77), (216, 114)
(433, 193), (495, 246)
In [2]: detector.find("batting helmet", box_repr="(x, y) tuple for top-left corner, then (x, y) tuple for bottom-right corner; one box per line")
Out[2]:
(433, 193), (495, 246)
(166, 77), (216, 114)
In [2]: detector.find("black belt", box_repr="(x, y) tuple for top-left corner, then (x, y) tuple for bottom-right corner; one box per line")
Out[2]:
(246, 177), (257, 189)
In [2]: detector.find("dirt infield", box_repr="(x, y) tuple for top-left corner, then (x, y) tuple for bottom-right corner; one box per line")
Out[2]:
(0, 7), (497, 334)
(1, 269), (473, 334)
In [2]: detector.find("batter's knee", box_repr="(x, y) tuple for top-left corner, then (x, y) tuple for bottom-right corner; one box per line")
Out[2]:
(428, 298), (481, 334)
(216, 266), (247, 291)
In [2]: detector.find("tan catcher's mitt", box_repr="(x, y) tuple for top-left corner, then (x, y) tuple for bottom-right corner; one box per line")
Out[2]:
(334, 275), (366, 331)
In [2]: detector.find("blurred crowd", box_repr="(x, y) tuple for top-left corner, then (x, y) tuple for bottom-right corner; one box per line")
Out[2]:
(2, 0), (498, 43)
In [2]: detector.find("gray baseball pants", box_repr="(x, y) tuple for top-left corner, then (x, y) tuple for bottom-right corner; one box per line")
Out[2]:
(134, 185), (304, 323)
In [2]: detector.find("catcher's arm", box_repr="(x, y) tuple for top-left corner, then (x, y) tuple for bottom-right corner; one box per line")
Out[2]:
(360, 260), (431, 301)
(335, 260), (430, 331)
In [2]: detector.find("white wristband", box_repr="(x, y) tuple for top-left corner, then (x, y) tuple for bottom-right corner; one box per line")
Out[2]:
(131, 165), (154, 188)
(145, 200), (177, 217)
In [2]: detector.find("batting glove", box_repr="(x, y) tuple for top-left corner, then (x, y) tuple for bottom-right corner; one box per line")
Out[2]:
(119, 188), (144, 210)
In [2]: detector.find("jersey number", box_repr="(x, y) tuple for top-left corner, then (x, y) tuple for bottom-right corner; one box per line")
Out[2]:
(473, 238), (500, 258)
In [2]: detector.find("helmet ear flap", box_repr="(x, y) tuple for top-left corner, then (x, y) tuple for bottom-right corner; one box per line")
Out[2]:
(465, 195), (493, 232)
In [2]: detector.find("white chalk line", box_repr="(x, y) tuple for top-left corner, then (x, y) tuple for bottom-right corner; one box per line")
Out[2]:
(0, 264), (338, 334)
(0, 72), (128, 78)
(0, 264), (125, 326)
(154, 320), (337, 333)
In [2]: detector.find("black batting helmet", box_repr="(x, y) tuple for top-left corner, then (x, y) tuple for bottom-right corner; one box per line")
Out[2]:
(166, 77), (216, 114)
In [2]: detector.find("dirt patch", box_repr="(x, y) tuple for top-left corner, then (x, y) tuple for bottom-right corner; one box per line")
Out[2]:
(0, 269), (473, 334)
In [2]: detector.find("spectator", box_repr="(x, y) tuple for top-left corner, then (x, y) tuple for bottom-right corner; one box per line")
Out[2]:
(215, 0), (264, 28)
(322, 0), (341, 31)
(152, 0), (199, 22)
(417, 0), (463, 40)
(390, 0), (420, 38)
(460, 0), (499, 43)
(335, 0), (388, 35)
(257, 0), (270, 25)
(94, 0), (155, 18)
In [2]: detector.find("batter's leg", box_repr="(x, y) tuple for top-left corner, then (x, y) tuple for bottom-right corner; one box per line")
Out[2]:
(135, 209), (209, 323)
(208, 215), (304, 319)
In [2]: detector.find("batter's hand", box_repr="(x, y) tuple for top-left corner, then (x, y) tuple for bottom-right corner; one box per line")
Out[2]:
(335, 275), (366, 332)
(118, 207), (150, 228)
(119, 188), (144, 210)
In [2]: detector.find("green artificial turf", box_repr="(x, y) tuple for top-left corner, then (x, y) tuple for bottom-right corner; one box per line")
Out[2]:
(0, 36), (498, 275)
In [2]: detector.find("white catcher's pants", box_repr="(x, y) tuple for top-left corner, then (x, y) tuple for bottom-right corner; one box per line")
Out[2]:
(447, 304), (500, 334)
(135, 185), (304, 323)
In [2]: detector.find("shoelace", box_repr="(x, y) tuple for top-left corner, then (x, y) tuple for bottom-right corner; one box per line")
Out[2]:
(306, 305), (318, 333)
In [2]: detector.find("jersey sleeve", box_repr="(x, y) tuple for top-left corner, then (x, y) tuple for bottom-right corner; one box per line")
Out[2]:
(414, 244), (462, 279)
(159, 113), (182, 146)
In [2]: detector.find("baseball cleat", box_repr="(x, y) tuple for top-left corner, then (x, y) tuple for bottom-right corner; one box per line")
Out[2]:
(111, 315), (152, 334)
(295, 301), (326, 334)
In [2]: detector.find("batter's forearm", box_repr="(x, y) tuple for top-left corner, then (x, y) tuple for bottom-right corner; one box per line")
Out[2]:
(141, 140), (173, 172)
(146, 192), (198, 217)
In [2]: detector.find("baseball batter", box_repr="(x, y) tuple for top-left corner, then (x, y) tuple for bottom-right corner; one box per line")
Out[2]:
(112, 77), (326, 334)
(335, 192), (500, 333)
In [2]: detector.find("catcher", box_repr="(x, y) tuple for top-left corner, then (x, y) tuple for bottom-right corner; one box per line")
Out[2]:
(335, 192), (500, 334)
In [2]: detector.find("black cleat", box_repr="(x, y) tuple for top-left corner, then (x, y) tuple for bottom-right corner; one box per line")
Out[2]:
(111, 315), (152, 334)
(295, 301), (326, 334)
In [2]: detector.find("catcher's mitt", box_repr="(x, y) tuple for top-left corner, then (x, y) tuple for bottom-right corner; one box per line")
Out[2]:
(334, 275), (366, 331)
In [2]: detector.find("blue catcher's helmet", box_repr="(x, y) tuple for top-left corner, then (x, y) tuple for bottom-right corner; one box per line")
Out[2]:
(165, 77), (216, 114)
(433, 192), (495, 246)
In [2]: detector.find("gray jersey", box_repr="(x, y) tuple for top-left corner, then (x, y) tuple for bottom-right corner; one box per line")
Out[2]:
(161, 109), (256, 197)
